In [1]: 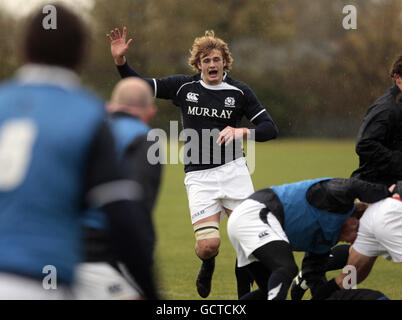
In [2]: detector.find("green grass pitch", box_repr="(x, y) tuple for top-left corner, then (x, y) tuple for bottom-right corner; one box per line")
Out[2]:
(153, 139), (402, 300)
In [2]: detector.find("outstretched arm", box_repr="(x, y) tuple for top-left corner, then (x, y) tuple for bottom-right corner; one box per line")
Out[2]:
(307, 178), (392, 214)
(348, 178), (392, 203)
(311, 247), (377, 300)
(335, 246), (377, 289)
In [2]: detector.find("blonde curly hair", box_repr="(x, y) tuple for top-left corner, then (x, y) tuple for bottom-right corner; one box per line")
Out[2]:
(188, 30), (233, 73)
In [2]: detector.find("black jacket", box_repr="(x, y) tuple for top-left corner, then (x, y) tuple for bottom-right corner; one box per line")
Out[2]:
(351, 85), (402, 186)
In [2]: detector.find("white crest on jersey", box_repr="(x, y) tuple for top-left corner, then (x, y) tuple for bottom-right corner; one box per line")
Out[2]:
(224, 97), (236, 108)
(186, 92), (199, 103)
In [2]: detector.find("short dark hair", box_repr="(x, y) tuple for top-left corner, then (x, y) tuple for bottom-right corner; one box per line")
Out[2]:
(389, 54), (402, 79)
(22, 4), (89, 70)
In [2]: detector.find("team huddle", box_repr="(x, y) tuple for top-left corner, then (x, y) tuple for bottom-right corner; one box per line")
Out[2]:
(0, 4), (400, 300)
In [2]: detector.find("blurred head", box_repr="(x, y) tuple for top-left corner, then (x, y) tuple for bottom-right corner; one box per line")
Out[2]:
(338, 216), (360, 244)
(188, 30), (233, 85)
(338, 201), (369, 243)
(22, 3), (90, 72)
(350, 201), (369, 220)
(107, 78), (156, 124)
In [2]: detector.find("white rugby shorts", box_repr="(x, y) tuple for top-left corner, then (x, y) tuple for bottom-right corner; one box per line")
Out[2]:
(227, 199), (289, 267)
(184, 157), (254, 224)
(353, 197), (402, 262)
(72, 262), (141, 300)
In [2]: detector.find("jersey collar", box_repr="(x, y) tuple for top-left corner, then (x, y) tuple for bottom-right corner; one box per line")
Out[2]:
(15, 63), (80, 90)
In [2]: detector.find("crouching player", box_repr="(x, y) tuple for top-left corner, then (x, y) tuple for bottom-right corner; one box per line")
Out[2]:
(227, 178), (392, 300)
(312, 181), (402, 300)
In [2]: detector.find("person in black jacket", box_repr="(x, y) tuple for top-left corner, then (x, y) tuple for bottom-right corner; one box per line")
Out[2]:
(351, 54), (402, 186)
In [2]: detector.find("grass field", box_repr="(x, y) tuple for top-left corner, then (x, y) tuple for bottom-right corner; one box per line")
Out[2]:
(153, 139), (402, 300)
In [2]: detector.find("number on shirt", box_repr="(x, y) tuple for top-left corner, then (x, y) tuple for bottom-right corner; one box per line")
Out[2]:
(0, 119), (37, 190)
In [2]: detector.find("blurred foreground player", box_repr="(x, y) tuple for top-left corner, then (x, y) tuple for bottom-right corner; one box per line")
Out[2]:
(74, 77), (161, 299)
(227, 178), (391, 300)
(0, 5), (153, 299)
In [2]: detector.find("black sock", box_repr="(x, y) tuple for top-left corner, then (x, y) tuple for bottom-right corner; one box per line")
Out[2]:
(235, 260), (254, 299)
(240, 289), (267, 300)
(267, 268), (293, 300)
(252, 241), (298, 300)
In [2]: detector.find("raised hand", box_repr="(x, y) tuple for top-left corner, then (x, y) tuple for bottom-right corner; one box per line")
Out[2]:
(106, 26), (133, 66)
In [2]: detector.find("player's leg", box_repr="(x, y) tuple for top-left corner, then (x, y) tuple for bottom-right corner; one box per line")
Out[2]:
(224, 207), (255, 298)
(227, 199), (295, 300)
(220, 158), (255, 298)
(252, 240), (298, 300)
(291, 244), (351, 300)
(194, 213), (221, 259)
(235, 258), (254, 299)
(291, 251), (329, 300)
(194, 212), (221, 298)
(238, 261), (271, 300)
(184, 168), (225, 298)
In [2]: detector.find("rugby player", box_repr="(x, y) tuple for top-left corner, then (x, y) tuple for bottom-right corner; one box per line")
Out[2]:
(227, 177), (392, 300)
(0, 5), (153, 299)
(107, 27), (278, 298)
(74, 78), (161, 299)
(312, 182), (402, 300)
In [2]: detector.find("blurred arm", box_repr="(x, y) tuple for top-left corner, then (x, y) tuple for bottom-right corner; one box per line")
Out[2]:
(83, 122), (158, 299)
(121, 135), (163, 252)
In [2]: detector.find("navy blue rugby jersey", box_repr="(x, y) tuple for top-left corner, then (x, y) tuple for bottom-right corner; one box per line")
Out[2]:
(152, 73), (267, 172)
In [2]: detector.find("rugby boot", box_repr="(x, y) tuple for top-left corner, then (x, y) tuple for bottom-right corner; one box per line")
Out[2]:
(196, 256), (215, 298)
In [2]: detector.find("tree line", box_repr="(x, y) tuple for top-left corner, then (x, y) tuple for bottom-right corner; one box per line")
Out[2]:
(1, 0), (401, 137)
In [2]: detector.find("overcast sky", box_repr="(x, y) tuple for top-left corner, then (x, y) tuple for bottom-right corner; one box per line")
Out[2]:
(0, 0), (94, 17)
